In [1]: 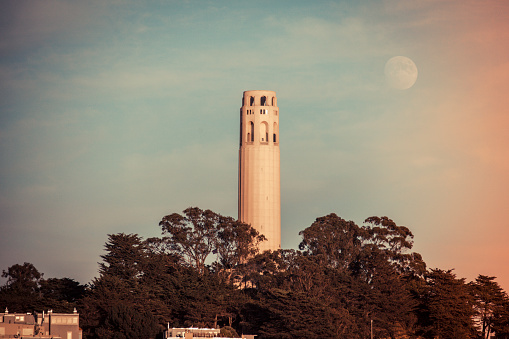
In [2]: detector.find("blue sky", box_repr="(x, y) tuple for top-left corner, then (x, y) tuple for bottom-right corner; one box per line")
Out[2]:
(1, 0), (509, 290)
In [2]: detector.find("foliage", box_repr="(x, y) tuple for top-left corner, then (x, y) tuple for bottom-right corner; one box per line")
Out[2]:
(2, 208), (508, 339)
(215, 215), (265, 282)
(0, 262), (86, 313)
(299, 213), (365, 271)
(39, 277), (86, 303)
(159, 207), (264, 279)
(240, 288), (354, 338)
(220, 326), (240, 337)
(471, 275), (509, 339)
(99, 233), (148, 281)
(159, 207), (220, 275)
(97, 304), (160, 339)
(363, 216), (426, 277)
(1, 262), (42, 294)
(416, 269), (477, 339)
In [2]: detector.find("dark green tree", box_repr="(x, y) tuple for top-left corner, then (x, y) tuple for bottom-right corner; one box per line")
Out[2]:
(220, 326), (239, 337)
(159, 207), (220, 275)
(471, 275), (509, 339)
(96, 304), (160, 339)
(0, 262), (47, 312)
(297, 214), (426, 338)
(0, 263), (86, 313)
(40, 277), (86, 303)
(81, 233), (163, 338)
(349, 247), (418, 337)
(36, 277), (87, 313)
(215, 215), (265, 283)
(99, 233), (148, 281)
(298, 213), (366, 271)
(81, 228), (251, 337)
(240, 288), (355, 338)
(417, 269), (476, 339)
(363, 216), (426, 277)
(279, 250), (327, 295)
(159, 207), (264, 280)
(1, 262), (42, 294)
(492, 297), (509, 338)
(243, 250), (292, 291)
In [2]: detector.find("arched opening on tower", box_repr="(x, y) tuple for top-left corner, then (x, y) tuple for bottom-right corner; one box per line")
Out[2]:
(250, 96), (255, 106)
(260, 96), (267, 106)
(272, 96), (276, 106)
(249, 121), (254, 142)
(260, 122), (268, 142)
(273, 122), (279, 143)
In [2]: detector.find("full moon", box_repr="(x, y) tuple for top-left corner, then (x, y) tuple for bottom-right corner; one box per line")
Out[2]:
(384, 56), (418, 90)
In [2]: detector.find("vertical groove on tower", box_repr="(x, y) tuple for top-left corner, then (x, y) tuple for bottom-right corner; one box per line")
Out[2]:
(238, 90), (281, 253)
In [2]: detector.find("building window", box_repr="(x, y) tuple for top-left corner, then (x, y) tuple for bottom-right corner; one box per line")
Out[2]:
(250, 96), (254, 106)
(261, 96), (267, 106)
(22, 328), (34, 336)
(273, 133), (277, 142)
(250, 122), (254, 142)
(272, 96), (275, 106)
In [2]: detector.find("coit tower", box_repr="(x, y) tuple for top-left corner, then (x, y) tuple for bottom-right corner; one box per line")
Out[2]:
(238, 90), (281, 252)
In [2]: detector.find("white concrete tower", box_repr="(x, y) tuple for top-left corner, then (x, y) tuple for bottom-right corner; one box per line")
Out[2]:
(238, 90), (281, 252)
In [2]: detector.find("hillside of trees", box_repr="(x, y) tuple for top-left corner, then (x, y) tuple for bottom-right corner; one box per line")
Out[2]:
(1, 207), (508, 338)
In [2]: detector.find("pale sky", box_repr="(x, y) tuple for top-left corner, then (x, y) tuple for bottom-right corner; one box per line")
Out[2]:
(1, 0), (508, 291)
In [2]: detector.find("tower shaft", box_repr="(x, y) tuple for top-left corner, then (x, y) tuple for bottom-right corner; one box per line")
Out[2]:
(238, 90), (281, 252)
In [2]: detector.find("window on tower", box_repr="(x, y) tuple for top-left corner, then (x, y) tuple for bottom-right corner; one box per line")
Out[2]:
(273, 122), (279, 144)
(260, 122), (268, 143)
(250, 96), (254, 106)
(261, 96), (267, 106)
